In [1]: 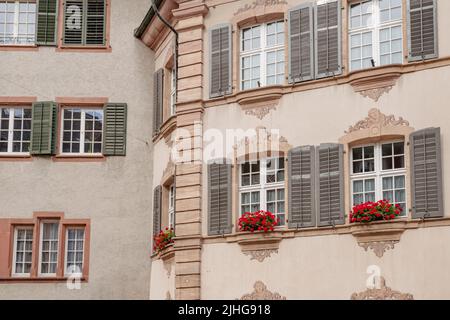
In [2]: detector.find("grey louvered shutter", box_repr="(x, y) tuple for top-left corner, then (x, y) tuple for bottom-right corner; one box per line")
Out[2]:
(316, 143), (345, 226)
(410, 128), (443, 218)
(288, 146), (316, 228)
(103, 103), (127, 156)
(289, 4), (314, 83)
(86, 0), (106, 45)
(153, 69), (164, 136)
(153, 186), (162, 238)
(36, 0), (58, 45)
(315, 0), (342, 78)
(209, 24), (232, 98)
(408, 0), (438, 61)
(63, 0), (84, 45)
(30, 101), (57, 155)
(208, 160), (232, 235)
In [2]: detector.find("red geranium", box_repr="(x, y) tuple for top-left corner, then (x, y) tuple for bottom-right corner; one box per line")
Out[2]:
(238, 210), (278, 233)
(349, 200), (402, 223)
(153, 227), (175, 254)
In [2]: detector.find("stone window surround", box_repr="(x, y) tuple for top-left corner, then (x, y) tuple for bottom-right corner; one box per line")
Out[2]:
(0, 212), (91, 282)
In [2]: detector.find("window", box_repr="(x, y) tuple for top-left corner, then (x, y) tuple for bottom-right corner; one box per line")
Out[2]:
(0, 107), (31, 154)
(239, 157), (286, 225)
(61, 108), (103, 154)
(0, 1), (36, 45)
(39, 221), (59, 276)
(351, 141), (407, 215)
(170, 67), (176, 117)
(65, 227), (85, 275)
(12, 227), (33, 276)
(240, 20), (285, 90)
(168, 184), (175, 228)
(349, 0), (403, 71)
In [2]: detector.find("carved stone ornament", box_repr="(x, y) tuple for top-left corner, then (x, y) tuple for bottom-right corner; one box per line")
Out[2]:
(239, 281), (286, 300)
(244, 249), (278, 262)
(359, 241), (398, 258)
(350, 72), (400, 102)
(360, 86), (393, 102)
(345, 108), (410, 134)
(245, 105), (276, 120)
(351, 277), (414, 300)
(234, 0), (288, 16)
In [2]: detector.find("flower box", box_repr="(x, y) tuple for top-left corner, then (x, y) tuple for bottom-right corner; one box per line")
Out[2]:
(350, 200), (403, 224)
(153, 228), (175, 255)
(238, 210), (279, 233)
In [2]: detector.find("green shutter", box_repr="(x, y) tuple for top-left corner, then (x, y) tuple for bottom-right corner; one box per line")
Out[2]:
(103, 103), (127, 156)
(36, 0), (58, 45)
(30, 101), (57, 155)
(408, 0), (438, 61)
(153, 186), (162, 239)
(209, 24), (232, 98)
(153, 68), (164, 136)
(86, 0), (106, 45)
(208, 159), (232, 235)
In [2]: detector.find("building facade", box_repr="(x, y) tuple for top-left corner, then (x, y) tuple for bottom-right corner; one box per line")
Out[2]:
(140, 0), (450, 300)
(0, 0), (155, 299)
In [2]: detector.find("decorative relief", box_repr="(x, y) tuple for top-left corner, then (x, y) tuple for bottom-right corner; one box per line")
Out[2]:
(245, 105), (276, 120)
(240, 281), (286, 300)
(350, 72), (400, 102)
(358, 241), (398, 258)
(234, 0), (288, 16)
(244, 249), (278, 262)
(233, 126), (290, 157)
(345, 108), (410, 134)
(351, 277), (414, 300)
(359, 86), (393, 102)
(163, 259), (173, 277)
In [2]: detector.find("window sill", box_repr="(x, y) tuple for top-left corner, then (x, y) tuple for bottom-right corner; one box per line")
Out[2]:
(0, 154), (33, 161)
(52, 155), (106, 162)
(56, 45), (112, 53)
(0, 45), (38, 51)
(152, 115), (177, 143)
(151, 243), (175, 261)
(0, 276), (88, 283)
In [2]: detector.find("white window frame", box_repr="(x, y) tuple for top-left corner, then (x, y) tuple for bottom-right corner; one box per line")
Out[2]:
(239, 157), (286, 226)
(0, 106), (31, 155)
(240, 20), (285, 90)
(348, 0), (403, 71)
(60, 107), (104, 156)
(64, 227), (85, 276)
(0, 0), (36, 45)
(168, 184), (175, 228)
(12, 226), (33, 277)
(38, 220), (59, 277)
(350, 140), (407, 216)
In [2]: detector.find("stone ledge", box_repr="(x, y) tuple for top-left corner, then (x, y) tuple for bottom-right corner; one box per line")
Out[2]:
(351, 225), (405, 258)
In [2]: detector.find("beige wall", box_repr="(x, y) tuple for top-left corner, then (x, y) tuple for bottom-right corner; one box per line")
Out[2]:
(0, 0), (155, 299)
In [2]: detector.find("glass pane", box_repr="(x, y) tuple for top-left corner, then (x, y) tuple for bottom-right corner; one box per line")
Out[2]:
(365, 179), (375, 192)
(353, 161), (363, 174)
(266, 174), (275, 183)
(394, 175), (405, 188)
(364, 146), (374, 158)
(267, 202), (275, 213)
(277, 170), (284, 182)
(277, 201), (284, 213)
(353, 147), (363, 160)
(365, 192), (376, 202)
(395, 190), (405, 202)
(242, 162), (250, 174)
(353, 180), (363, 193)
(353, 194), (364, 205)
(394, 156), (404, 169)
(383, 191), (393, 201)
(382, 143), (393, 156)
(251, 174), (260, 185)
(383, 177), (393, 190)
(394, 142), (404, 155)
(364, 159), (375, 172)
(383, 157), (393, 170)
(267, 190), (275, 202)
(241, 192), (250, 204)
(251, 192), (260, 203)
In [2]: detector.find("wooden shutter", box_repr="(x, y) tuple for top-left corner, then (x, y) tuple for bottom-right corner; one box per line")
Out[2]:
(316, 144), (345, 226)
(208, 160), (232, 235)
(86, 0), (106, 45)
(153, 186), (162, 238)
(315, 0), (342, 78)
(36, 0), (58, 45)
(289, 4), (314, 83)
(30, 101), (57, 155)
(209, 24), (232, 98)
(410, 128), (443, 218)
(63, 0), (84, 45)
(288, 146), (316, 228)
(153, 69), (164, 136)
(408, 0), (438, 61)
(103, 103), (127, 156)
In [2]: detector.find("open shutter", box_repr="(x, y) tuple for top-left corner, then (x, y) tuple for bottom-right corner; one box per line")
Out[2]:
(30, 101), (57, 155)
(36, 0), (58, 45)
(315, 0), (342, 78)
(86, 0), (106, 45)
(410, 128), (443, 218)
(408, 0), (438, 61)
(289, 4), (314, 83)
(288, 146), (316, 228)
(103, 103), (127, 156)
(209, 24), (232, 98)
(63, 0), (84, 45)
(153, 68), (164, 136)
(317, 143), (345, 226)
(208, 160), (232, 235)
(153, 186), (162, 238)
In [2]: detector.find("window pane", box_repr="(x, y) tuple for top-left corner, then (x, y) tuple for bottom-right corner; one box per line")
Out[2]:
(353, 180), (363, 193)
(394, 175), (405, 188)
(383, 177), (393, 190)
(382, 157), (393, 170)
(365, 179), (375, 192)
(353, 161), (363, 174)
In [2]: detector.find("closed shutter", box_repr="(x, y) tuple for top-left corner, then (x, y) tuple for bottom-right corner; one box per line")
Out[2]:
(63, 0), (84, 45)
(315, 0), (342, 78)
(410, 128), (443, 218)
(153, 69), (164, 136)
(30, 101), (57, 155)
(210, 24), (232, 98)
(153, 186), (162, 238)
(103, 103), (127, 156)
(317, 144), (345, 226)
(36, 0), (58, 45)
(86, 0), (106, 45)
(208, 160), (232, 235)
(289, 4), (314, 83)
(408, 0), (438, 61)
(288, 146), (316, 228)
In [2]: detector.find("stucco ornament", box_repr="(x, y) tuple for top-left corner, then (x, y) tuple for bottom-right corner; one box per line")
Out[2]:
(359, 241), (398, 258)
(351, 277), (414, 300)
(359, 86), (393, 102)
(345, 108), (410, 134)
(234, 0), (288, 16)
(239, 281), (287, 300)
(244, 249), (278, 262)
(245, 105), (277, 120)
